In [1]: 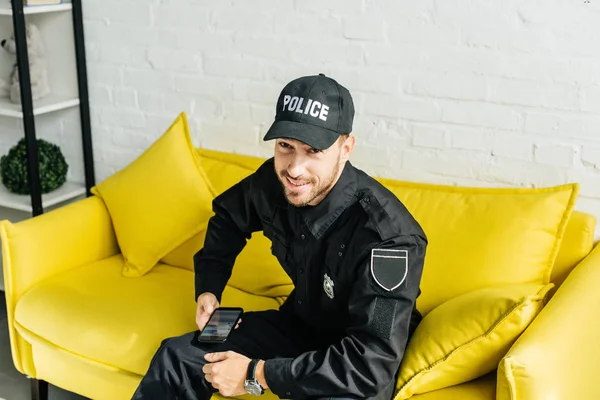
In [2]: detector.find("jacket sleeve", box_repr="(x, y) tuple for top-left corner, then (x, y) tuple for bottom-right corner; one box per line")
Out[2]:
(264, 234), (426, 399)
(193, 173), (263, 302)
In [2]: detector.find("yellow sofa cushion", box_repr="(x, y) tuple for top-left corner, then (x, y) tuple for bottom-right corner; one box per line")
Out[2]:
(92, 113), (214, 277)
(379, 179), (578, 314)
(394, 283), (553, 400)
(196, 148), (266, 196)
(160, 148), (266, 270)
(161, 149), (293, 299)
(13, 254), (281, 376)
(160, 228), (208, 271)
(213, 391), (280, 400)
(410, 372), (496, 400)
(217, 374), (497, 400)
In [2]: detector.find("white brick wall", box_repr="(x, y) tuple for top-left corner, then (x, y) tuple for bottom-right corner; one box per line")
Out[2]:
(80, 0), (600, 235)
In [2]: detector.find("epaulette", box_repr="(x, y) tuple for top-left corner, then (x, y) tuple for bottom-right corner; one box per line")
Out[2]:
(357, 191), (401, 241)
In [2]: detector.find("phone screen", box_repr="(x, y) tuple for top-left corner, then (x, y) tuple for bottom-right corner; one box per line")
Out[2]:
(198, 307), (243, 343)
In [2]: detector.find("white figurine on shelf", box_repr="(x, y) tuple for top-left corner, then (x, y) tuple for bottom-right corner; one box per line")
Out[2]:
(0, 22), (50, 104)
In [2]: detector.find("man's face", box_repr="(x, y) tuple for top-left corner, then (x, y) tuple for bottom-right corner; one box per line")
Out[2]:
(274, 136), (354, 207)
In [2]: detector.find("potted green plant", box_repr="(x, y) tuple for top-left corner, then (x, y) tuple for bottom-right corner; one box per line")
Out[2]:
(0, 138), (68, 194)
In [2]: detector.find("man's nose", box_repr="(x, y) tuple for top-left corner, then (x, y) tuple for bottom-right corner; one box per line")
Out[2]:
(286, 155), (307, 178)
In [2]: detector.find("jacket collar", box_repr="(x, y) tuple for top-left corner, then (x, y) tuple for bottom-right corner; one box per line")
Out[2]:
(298, 162), (359, 239)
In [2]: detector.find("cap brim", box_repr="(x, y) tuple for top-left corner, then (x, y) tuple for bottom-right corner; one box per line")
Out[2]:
(263, 120), (340, 151)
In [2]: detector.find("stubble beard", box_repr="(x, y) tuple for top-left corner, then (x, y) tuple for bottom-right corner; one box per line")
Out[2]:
(277, 162), (341, 208)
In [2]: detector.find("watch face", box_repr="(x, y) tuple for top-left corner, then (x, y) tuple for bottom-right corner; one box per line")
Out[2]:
(245, 380), (263, 396)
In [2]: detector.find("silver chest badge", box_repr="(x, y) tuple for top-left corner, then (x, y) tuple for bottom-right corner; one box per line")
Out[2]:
(323, 273), (335, 299)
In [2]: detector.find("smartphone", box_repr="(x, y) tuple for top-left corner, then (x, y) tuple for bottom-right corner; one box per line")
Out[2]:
(197, 307), (243, 343)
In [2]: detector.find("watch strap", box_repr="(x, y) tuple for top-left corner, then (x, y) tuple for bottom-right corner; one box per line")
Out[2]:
(247, 358), (260, 381)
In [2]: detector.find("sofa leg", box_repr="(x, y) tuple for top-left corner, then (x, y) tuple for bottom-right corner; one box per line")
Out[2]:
(30, 379), (48, 400)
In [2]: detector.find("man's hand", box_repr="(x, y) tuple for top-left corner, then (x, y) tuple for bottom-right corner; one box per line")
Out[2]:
(202, 351), (251, 396)
(196, 293), (219, 331)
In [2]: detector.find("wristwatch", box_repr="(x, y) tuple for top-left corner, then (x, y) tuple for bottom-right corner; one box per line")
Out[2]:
(244, 359), (265, 396)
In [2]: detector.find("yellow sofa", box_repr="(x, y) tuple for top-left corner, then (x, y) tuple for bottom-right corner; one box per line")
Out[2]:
(2, 142), (600, 400)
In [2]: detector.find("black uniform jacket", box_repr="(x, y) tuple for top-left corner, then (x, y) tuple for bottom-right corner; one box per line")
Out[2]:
(194, 158), (427, 398)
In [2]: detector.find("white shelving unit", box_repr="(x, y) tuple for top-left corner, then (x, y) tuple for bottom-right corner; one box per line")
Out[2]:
(0, 1), (93, 296)
(0, 1), (92, 218)
(0, 3), (72, 15)
(0, 180), (84, 212)
(0, 94), (79, 117)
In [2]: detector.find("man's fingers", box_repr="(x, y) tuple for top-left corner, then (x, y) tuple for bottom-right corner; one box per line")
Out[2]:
(196, 310), (211, 331)
(235, 318), (242, 329)
(204, 351), (230, 362)
(204, 352), (225, 362)
(197, 315), (209, 329)
(199, 308), (211, 319)
(198, 307), (214, 323)
(201, 297), (218, 315)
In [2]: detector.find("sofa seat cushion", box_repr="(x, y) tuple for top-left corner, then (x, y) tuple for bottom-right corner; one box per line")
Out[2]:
(14, 254), (281, 375)
(213, 391), (280, 400)
(211, 373), (496, 400)
(410, 372), (496, 400)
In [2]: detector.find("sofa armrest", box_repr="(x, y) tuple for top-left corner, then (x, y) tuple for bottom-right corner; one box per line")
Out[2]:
(1, 195), (119, 302)
(1, 195), (119, 375)
(497, 242), (600, 400)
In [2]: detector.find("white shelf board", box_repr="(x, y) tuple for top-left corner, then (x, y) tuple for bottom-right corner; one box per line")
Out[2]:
(0, 94), (79, 118)
(0, 180), (85, 212)
(0, 3), (72, 16)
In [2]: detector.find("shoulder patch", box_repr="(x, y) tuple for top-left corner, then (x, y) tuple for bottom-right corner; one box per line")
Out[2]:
(370, 249), (408, 291)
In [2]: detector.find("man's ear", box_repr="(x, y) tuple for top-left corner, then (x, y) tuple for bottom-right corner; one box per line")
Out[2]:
(340, 135), (355, 163)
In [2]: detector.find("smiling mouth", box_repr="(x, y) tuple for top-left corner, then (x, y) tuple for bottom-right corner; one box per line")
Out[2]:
(286, 176), (310, 188)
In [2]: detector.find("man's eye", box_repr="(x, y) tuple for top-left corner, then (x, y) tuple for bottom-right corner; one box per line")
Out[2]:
(279, 142), (291, 148)
(309, 148), (322, 154)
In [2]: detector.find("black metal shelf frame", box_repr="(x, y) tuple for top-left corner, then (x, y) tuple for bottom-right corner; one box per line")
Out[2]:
(8, 1), (94, 395)
(9, 0), (94, 217)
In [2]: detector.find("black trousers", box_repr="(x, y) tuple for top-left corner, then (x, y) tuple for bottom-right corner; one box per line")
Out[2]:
(131, 309), (396, 400)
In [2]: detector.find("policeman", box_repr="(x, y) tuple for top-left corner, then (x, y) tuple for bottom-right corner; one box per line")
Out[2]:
(131, 74), (427, 400)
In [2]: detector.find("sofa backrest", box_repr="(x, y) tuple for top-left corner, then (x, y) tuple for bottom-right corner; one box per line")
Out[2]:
(160, 148), (592, 313)
(159, 149), (294, 299)
(378, 178), (578, 314)
(550, 210), (596, 291)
